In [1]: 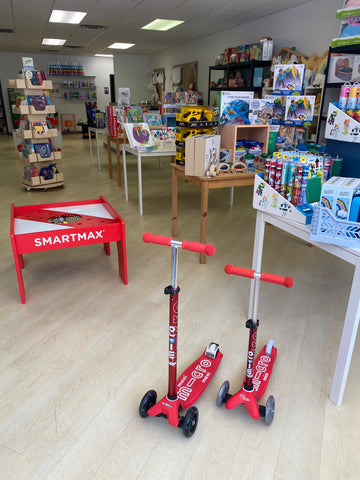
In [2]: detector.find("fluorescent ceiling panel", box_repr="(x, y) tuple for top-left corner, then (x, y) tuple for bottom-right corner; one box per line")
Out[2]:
(141, 19), (184, 31)
(108, 42), (134, 49)
(42, 38), (66, 46)
(95, 54), (113, 57)
(49, 10), (87, 24)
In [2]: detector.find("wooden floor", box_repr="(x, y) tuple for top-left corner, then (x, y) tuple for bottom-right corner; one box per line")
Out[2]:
(0, 134), (359, 480)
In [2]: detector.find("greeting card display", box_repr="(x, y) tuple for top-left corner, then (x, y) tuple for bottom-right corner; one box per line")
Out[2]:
(272, 64), (306, 95)
(124, 123), (154, 149)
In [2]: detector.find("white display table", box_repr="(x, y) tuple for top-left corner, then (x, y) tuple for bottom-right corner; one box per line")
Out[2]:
(251, 210), (360, 406)
(122, 145), (175, 215)
(88, 127), (107, 170)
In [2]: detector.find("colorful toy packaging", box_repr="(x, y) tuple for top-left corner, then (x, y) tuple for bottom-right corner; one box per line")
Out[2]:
(320, 176), (360, 221)
(272, 64), (306, 95)
(248, 99), (274, 125)
(216, 91), (254, 124)
(265, 95), (285, 124)
(284, 95), (316, 126)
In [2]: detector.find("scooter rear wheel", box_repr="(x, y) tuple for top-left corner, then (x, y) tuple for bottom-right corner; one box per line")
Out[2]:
(183, 406), (199, 437)
(265, 395), (275, 425)
(216, 380), (230, 407)
(139, 390), (157, 418)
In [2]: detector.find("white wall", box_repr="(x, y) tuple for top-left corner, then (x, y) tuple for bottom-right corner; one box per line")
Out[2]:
(0, 52), (113, 131)
(113, 53), (150, 104)
(150, 0), (343, 97)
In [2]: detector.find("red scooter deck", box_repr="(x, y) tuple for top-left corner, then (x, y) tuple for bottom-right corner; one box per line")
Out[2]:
(148, 348), (223, 426)
(225, 344), (277, 418)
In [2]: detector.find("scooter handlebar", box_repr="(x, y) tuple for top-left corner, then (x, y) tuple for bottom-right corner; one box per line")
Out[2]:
(181, 240), (215, 256)
(224, 264), (293, 288)
(143, 233), (215, 256)
(143, 232), (172, 246)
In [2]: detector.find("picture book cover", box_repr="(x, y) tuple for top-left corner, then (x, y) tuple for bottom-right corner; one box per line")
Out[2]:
(28, 95), (47, 111)
(144, 112), (162, 126)
(31, 121), (48, 135)
(128, 108), (144, 123)
(124, 123), (154, 149)
(284, 95), (315, 126)
(272, 64), (306, 94)
(34, 143), (52, 158)
(13, 95), (27, 114)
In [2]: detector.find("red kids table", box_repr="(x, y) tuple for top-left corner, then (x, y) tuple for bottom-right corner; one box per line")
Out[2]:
(10, 196), (128, 304)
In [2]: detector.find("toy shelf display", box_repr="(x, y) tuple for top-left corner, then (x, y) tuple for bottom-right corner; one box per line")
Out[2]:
(207, 60), (272, 104)
(9, 71), (64, 192)
(48, 75), (96, 101)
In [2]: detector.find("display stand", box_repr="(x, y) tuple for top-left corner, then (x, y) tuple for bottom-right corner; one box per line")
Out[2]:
(8, 76), (64, 191)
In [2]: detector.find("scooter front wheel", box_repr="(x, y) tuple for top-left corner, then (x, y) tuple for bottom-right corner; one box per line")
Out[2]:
(265, 395), (275, 425)
(139, 390), (157, 418)
(216, 380), (230, 407)
(182, 406), (199, 437)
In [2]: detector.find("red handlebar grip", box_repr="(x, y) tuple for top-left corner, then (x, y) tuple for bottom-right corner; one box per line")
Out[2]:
(181, 240), (215, 256)
(142, 232), (172, 246)
(260, 272), (294, 288)
(225, 264), (293, 288)
(224, 265), (255, 278)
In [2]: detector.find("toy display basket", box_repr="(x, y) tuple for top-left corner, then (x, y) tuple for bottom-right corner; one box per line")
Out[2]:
(310, 205), (360, 247)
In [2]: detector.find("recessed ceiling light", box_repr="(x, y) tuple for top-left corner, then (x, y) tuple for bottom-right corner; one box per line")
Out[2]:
(108, 43), (135, 49)
(49, 10), (87, 24)
(42, 38), (66, 46)
(95, 54), (114, 57)
(141, 19), (184, 31)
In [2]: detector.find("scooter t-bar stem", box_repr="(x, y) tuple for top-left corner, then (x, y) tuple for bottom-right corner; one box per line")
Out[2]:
(143, 232), (215, 256)
(224, 265), (293, 288)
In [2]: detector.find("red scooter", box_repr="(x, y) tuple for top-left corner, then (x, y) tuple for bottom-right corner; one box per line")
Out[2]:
(216, 265), (293, 425)
(139, 232), (223, 437)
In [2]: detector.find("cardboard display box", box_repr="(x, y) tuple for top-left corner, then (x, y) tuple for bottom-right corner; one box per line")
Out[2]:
(185, 134), (221, 176)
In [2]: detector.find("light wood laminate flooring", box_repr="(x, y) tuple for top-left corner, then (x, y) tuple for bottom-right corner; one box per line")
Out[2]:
(0, 134), (359, 479)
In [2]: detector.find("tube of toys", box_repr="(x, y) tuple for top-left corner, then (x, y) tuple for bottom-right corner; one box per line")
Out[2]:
(280, 160), (289, 196)
(263, 157), (271, 182)
(286, 161), (297, 202)
(339, 82), (351, 110)
(298, 162), (310, 206)
(291, 163), (304, 206)
(268, 158), (277, 187)
(274, 159), (283, 192)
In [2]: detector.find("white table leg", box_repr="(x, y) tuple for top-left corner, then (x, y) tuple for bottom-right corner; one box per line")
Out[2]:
(96, 132), (101, 171)
(330, 257), (360, 406)
(229, 187), (234, 206)
(122, 145), (128, 201)
(248, 211), (266, 319)
(137, 150), (143, 215)
(89, 128), (93, 164)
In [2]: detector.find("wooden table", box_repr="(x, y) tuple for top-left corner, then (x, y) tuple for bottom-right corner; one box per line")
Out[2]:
(107, 135), (126, 187)
(171, 163), (256, 264)
(10, 197), (128, 304)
